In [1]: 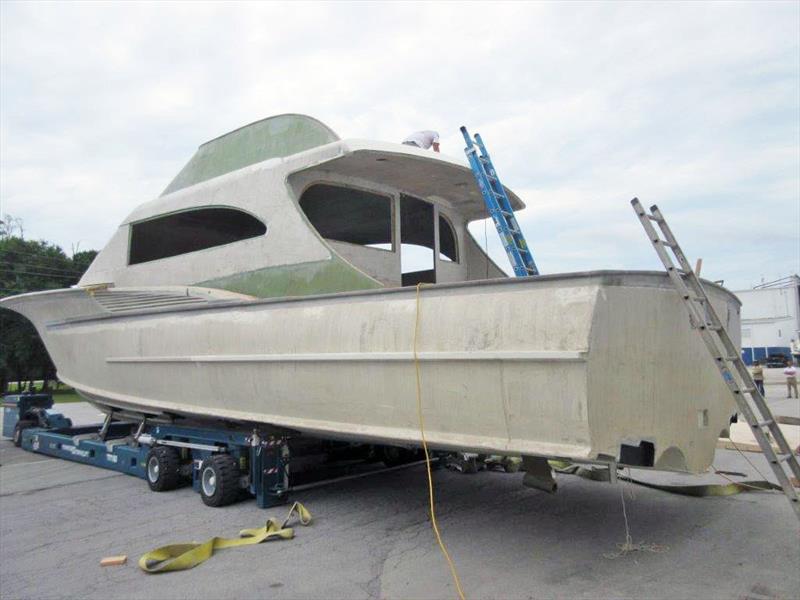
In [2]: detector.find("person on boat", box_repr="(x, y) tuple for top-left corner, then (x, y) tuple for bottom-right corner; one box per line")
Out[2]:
(402, 130), (440, 152)
(751, 360), (765, 396)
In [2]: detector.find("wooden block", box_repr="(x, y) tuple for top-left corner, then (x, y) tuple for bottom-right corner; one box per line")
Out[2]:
(100, 555), (127, 567)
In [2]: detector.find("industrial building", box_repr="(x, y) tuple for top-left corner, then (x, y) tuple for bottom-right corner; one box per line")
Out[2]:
(736, 275), (800, 365)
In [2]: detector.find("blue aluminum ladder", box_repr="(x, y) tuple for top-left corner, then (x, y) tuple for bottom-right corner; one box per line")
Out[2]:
(460, 126), (538, 277)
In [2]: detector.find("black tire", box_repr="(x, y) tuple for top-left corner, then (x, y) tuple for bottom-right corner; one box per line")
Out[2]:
(461, 456), (479, 474)
(199, 454), (241, 507)
(12, 419), (36, 447)
(380, 446), (417, 467)
(145, 446), (183, 492)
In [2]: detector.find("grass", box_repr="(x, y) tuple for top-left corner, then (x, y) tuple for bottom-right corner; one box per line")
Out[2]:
(4, 381), (85, 403)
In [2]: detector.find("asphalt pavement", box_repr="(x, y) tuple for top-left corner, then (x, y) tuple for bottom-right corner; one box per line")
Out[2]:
(1, 398), (798, 600)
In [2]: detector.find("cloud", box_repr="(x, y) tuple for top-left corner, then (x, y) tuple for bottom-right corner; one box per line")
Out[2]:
(1, 0), (798, 289)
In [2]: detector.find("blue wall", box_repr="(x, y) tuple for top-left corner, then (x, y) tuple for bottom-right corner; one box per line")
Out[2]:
(740, 348), (753, 365)
(741, 346), (791, 365)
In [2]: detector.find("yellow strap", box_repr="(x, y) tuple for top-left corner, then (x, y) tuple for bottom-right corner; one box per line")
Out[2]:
(548, 460), (781, 496)
(616, 476), (779, 497)
(139, 502), (311, 574)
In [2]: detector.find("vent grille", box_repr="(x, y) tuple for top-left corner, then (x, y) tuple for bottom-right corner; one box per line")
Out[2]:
(91, 290), (209, 313)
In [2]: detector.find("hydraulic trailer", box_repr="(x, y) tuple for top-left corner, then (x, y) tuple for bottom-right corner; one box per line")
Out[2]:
(2, 394), (429, 508)
(3, 393), (291, 508)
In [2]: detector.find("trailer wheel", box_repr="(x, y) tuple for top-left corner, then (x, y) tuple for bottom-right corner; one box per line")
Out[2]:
(199, 454), (240, 507)
(146, 446), (182, 492)
(12, 419), (36, 447)
(380, 446), (417, 467)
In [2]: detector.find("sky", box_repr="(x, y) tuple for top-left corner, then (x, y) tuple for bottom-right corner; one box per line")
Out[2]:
(1, 1), (798, 290)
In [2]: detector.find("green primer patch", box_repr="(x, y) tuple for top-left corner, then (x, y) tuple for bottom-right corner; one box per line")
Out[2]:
(198, 257), (382, 299)
(163, 114), (339, 196)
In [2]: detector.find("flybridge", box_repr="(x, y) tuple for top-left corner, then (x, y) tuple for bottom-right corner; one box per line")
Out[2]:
(461, 126), (539, 277)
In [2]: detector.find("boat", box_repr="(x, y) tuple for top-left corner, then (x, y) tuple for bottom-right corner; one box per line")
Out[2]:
(0, 114), (740, 473)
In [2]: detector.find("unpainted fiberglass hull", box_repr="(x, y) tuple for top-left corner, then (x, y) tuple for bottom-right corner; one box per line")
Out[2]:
(1, 271), (739, 473)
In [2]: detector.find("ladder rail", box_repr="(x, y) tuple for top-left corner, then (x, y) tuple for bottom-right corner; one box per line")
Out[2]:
(474, 133), (537, 273)
(636, 199), (800, 462)
(634, 198), (800, 507)
(649, 205), (800, 471)
(467, 150), (530, 273)
(631, 198), (800, 520)
(460, 126), (539, 277)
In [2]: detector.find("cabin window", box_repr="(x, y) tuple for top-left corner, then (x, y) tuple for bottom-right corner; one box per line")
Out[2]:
(299, 184), (393, 250)
(129, 207), (266, 265)
(439, 214), (458, 262)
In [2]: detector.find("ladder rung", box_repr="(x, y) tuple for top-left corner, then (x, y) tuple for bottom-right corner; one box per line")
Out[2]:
(654, 238), (676, 249)
(666, 266), (690, 275)
(751, 419), (774, 428)
(682, 295), (706, 303)
(646, 214), (662, 223)
(736, 387), (756, 394)
(773, 454), (794, 464)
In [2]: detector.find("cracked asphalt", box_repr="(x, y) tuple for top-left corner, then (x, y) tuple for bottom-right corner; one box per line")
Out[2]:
(1, 402), (798, 600)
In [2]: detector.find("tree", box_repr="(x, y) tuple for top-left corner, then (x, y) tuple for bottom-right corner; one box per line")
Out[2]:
(71, 249), (99, 274)
(0, 217), (97, 394)
(0, 214), (25, 239)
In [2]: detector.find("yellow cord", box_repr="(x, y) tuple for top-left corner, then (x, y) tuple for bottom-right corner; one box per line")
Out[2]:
(414, 283), (467, 600)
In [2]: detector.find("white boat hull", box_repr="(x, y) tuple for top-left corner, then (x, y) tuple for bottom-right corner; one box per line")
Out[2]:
(1, 271), (740, 472)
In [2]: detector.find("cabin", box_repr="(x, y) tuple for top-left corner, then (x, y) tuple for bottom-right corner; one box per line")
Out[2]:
(79, 114), (523, 298)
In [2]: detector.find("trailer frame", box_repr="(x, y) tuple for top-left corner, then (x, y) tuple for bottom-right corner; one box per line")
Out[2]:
(2, 393), (291, 508)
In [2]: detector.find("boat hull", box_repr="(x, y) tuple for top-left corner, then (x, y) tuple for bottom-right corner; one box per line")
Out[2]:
(1, 271), (740, 472)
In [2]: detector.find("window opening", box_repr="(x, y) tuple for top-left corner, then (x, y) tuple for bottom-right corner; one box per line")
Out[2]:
(438, 214), (458, 262)
(400, 195), (435, 286)
(299, 184), (393, 250)
(129, 207), (266, 265)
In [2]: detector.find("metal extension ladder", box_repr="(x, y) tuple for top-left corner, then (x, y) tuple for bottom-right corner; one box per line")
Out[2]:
(460, 126), (538, 277)
(631, 198), (800, 520)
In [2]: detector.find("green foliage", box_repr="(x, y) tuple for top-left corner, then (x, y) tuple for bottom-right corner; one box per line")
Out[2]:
(71, 249), (99, 275)
(0, 229), (98, 393)
(6, 381), (83, 403)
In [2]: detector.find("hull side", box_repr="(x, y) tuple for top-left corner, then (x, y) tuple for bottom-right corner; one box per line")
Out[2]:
(1, 271), (740, 470)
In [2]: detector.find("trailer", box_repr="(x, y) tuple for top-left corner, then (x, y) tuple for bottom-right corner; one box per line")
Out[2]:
(2, 393), (435, 508)
(3, 393), (292, 508)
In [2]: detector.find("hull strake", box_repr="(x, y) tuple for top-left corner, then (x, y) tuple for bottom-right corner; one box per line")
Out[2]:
(65, 375), (592, 458)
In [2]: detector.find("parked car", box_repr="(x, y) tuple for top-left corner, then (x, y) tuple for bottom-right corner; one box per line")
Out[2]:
(765, 354), (790, 368)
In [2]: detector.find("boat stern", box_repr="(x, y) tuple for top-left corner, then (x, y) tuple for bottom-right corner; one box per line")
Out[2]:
(585, 275), (740, 473)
